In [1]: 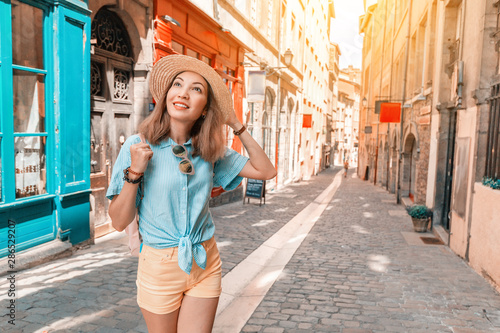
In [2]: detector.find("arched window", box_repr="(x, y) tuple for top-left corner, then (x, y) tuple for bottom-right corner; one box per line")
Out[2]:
(91, 8), (132, 57)
(263, 89), (274, 159)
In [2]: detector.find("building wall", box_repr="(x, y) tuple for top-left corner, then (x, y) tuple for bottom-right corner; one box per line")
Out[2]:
(441, 0), (499, 288)
(336, 69), (360, 167)
(469, 184), (500, 291)
(360, 0), (500, 289)
(359, 0), (435, 204)
(217, 0), (334, 187)
(301, 0), (334, 180)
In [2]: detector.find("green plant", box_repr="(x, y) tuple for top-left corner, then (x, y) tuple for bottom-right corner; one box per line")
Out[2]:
(483, 177), (500, 190)
(406, 205), (433, 219)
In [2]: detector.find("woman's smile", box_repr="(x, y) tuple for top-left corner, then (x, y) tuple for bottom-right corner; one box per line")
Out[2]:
(173, 102), (189, 109)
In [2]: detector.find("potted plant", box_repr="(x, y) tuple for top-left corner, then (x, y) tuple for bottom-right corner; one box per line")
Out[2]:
(406, 205), (433, 232)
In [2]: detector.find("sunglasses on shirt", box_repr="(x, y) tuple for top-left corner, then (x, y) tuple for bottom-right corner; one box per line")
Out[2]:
(172, 144), (195, 175)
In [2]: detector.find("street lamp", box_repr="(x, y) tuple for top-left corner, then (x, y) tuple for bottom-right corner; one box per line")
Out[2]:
(162, 15), (181, 27)
(283, 48), (294, 67)
(265, 49), (294, 73)
(362, 97), (368, 108)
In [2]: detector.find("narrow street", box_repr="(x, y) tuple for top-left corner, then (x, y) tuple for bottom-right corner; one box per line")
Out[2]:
(1, 167), (500, 333)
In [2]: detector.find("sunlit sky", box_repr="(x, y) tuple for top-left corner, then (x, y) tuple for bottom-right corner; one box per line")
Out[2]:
(330, 0), (365, 70)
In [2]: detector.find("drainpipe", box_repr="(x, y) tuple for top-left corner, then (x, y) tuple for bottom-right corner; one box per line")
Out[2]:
(366, 8), (375, 178)
(459, 0), (475, 262)
(387, 0), (398, 191)
(213, 0), (219, 21)
(396, 0), (413, 204)
(374, 0), (389, 186)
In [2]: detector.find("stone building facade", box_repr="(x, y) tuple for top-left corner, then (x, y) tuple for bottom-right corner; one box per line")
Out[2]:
(216, 0), (335, 188)
(358, 0), (435, 205)
(426, 0), (500, 290)
(335, 66), (360, 167)
(360, 0), (500, 289)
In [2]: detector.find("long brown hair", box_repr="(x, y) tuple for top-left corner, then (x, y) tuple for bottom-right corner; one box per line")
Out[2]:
(138, 75), (226, 163)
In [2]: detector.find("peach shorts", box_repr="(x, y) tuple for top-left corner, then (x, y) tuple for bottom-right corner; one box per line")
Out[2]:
(136, 237), (222, 314)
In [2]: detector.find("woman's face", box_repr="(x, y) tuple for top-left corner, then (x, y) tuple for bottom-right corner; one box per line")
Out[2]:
(166, 71), (209, 125)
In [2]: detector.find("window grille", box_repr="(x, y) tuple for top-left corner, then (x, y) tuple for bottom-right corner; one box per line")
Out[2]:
(113, 69), (130, 100)
(486, 83), (500, 179)
(91, 8), (131, 57)
(91, 62), (104, 97)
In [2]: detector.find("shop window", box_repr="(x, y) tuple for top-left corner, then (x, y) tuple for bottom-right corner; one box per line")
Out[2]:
(9, 1), (49, 200)
(11, 1), (44, 69)
(13, 71), (45, 133)
(15, 137), (46, 198)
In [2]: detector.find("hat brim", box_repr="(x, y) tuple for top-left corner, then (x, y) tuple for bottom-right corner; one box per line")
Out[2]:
(150, 54), (232, 121)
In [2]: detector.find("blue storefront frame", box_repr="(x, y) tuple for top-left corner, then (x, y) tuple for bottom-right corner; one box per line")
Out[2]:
(0, 0), (91, 257)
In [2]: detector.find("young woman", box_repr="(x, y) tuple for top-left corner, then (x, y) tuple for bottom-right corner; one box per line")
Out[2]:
(106, 54), (276, 333)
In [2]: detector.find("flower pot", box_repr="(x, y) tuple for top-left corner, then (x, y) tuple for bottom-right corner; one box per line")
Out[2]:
(411, 217), (429, 233)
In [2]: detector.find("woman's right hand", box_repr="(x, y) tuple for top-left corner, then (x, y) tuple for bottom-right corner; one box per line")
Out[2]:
(130, 137), (153, 174)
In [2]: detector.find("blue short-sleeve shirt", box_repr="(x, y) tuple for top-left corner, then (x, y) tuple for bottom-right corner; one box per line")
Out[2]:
(106, 134), (249, 274)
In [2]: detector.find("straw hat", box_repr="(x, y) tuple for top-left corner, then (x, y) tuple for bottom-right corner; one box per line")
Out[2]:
(150, 54), (232, 121)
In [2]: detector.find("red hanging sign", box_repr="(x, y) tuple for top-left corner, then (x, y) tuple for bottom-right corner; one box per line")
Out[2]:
(379, 103), (401, 123)
(303, 114), (312, 128)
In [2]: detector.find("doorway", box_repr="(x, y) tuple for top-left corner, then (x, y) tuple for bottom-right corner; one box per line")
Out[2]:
(90, 8), (134, 237)
(402, 133), (417, 201)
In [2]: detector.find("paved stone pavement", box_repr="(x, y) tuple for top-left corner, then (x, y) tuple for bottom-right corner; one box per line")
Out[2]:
(1, 167), (500, 332)
(0, 168), (339, 333)
(212, 168), (344, 277)
(240, 171), (500, 333)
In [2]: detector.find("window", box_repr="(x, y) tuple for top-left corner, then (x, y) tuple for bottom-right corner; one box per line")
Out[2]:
(171, 40), (184, 54)
(201, 55), (211, 66)
(263, 90), (274, 160)
(187, 48), (199, 59)
(486, 83), (500, 180)
(9, 1), (50, 200)
(251, 0), (257, 25)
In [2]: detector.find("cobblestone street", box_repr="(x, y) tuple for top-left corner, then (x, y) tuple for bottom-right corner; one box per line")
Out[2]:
(1, 167), (500, 333)
(240, 170), (500, 332)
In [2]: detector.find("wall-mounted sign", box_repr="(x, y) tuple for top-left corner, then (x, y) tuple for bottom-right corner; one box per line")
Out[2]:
(303, 114), (312, 128)
(380, 103), (401, 123)
(364, 126), (372, 134)
(375, 100), (389, 114)
(247, 71), (266, 102)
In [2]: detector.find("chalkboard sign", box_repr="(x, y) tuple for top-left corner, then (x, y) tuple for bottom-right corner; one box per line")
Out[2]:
(243, 179), (266, 206)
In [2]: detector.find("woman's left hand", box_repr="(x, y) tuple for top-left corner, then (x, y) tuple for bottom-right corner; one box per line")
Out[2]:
(225, 109), (241, 130)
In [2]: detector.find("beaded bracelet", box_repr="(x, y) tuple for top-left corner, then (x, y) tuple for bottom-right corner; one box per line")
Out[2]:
(123, 167), (143, 184)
